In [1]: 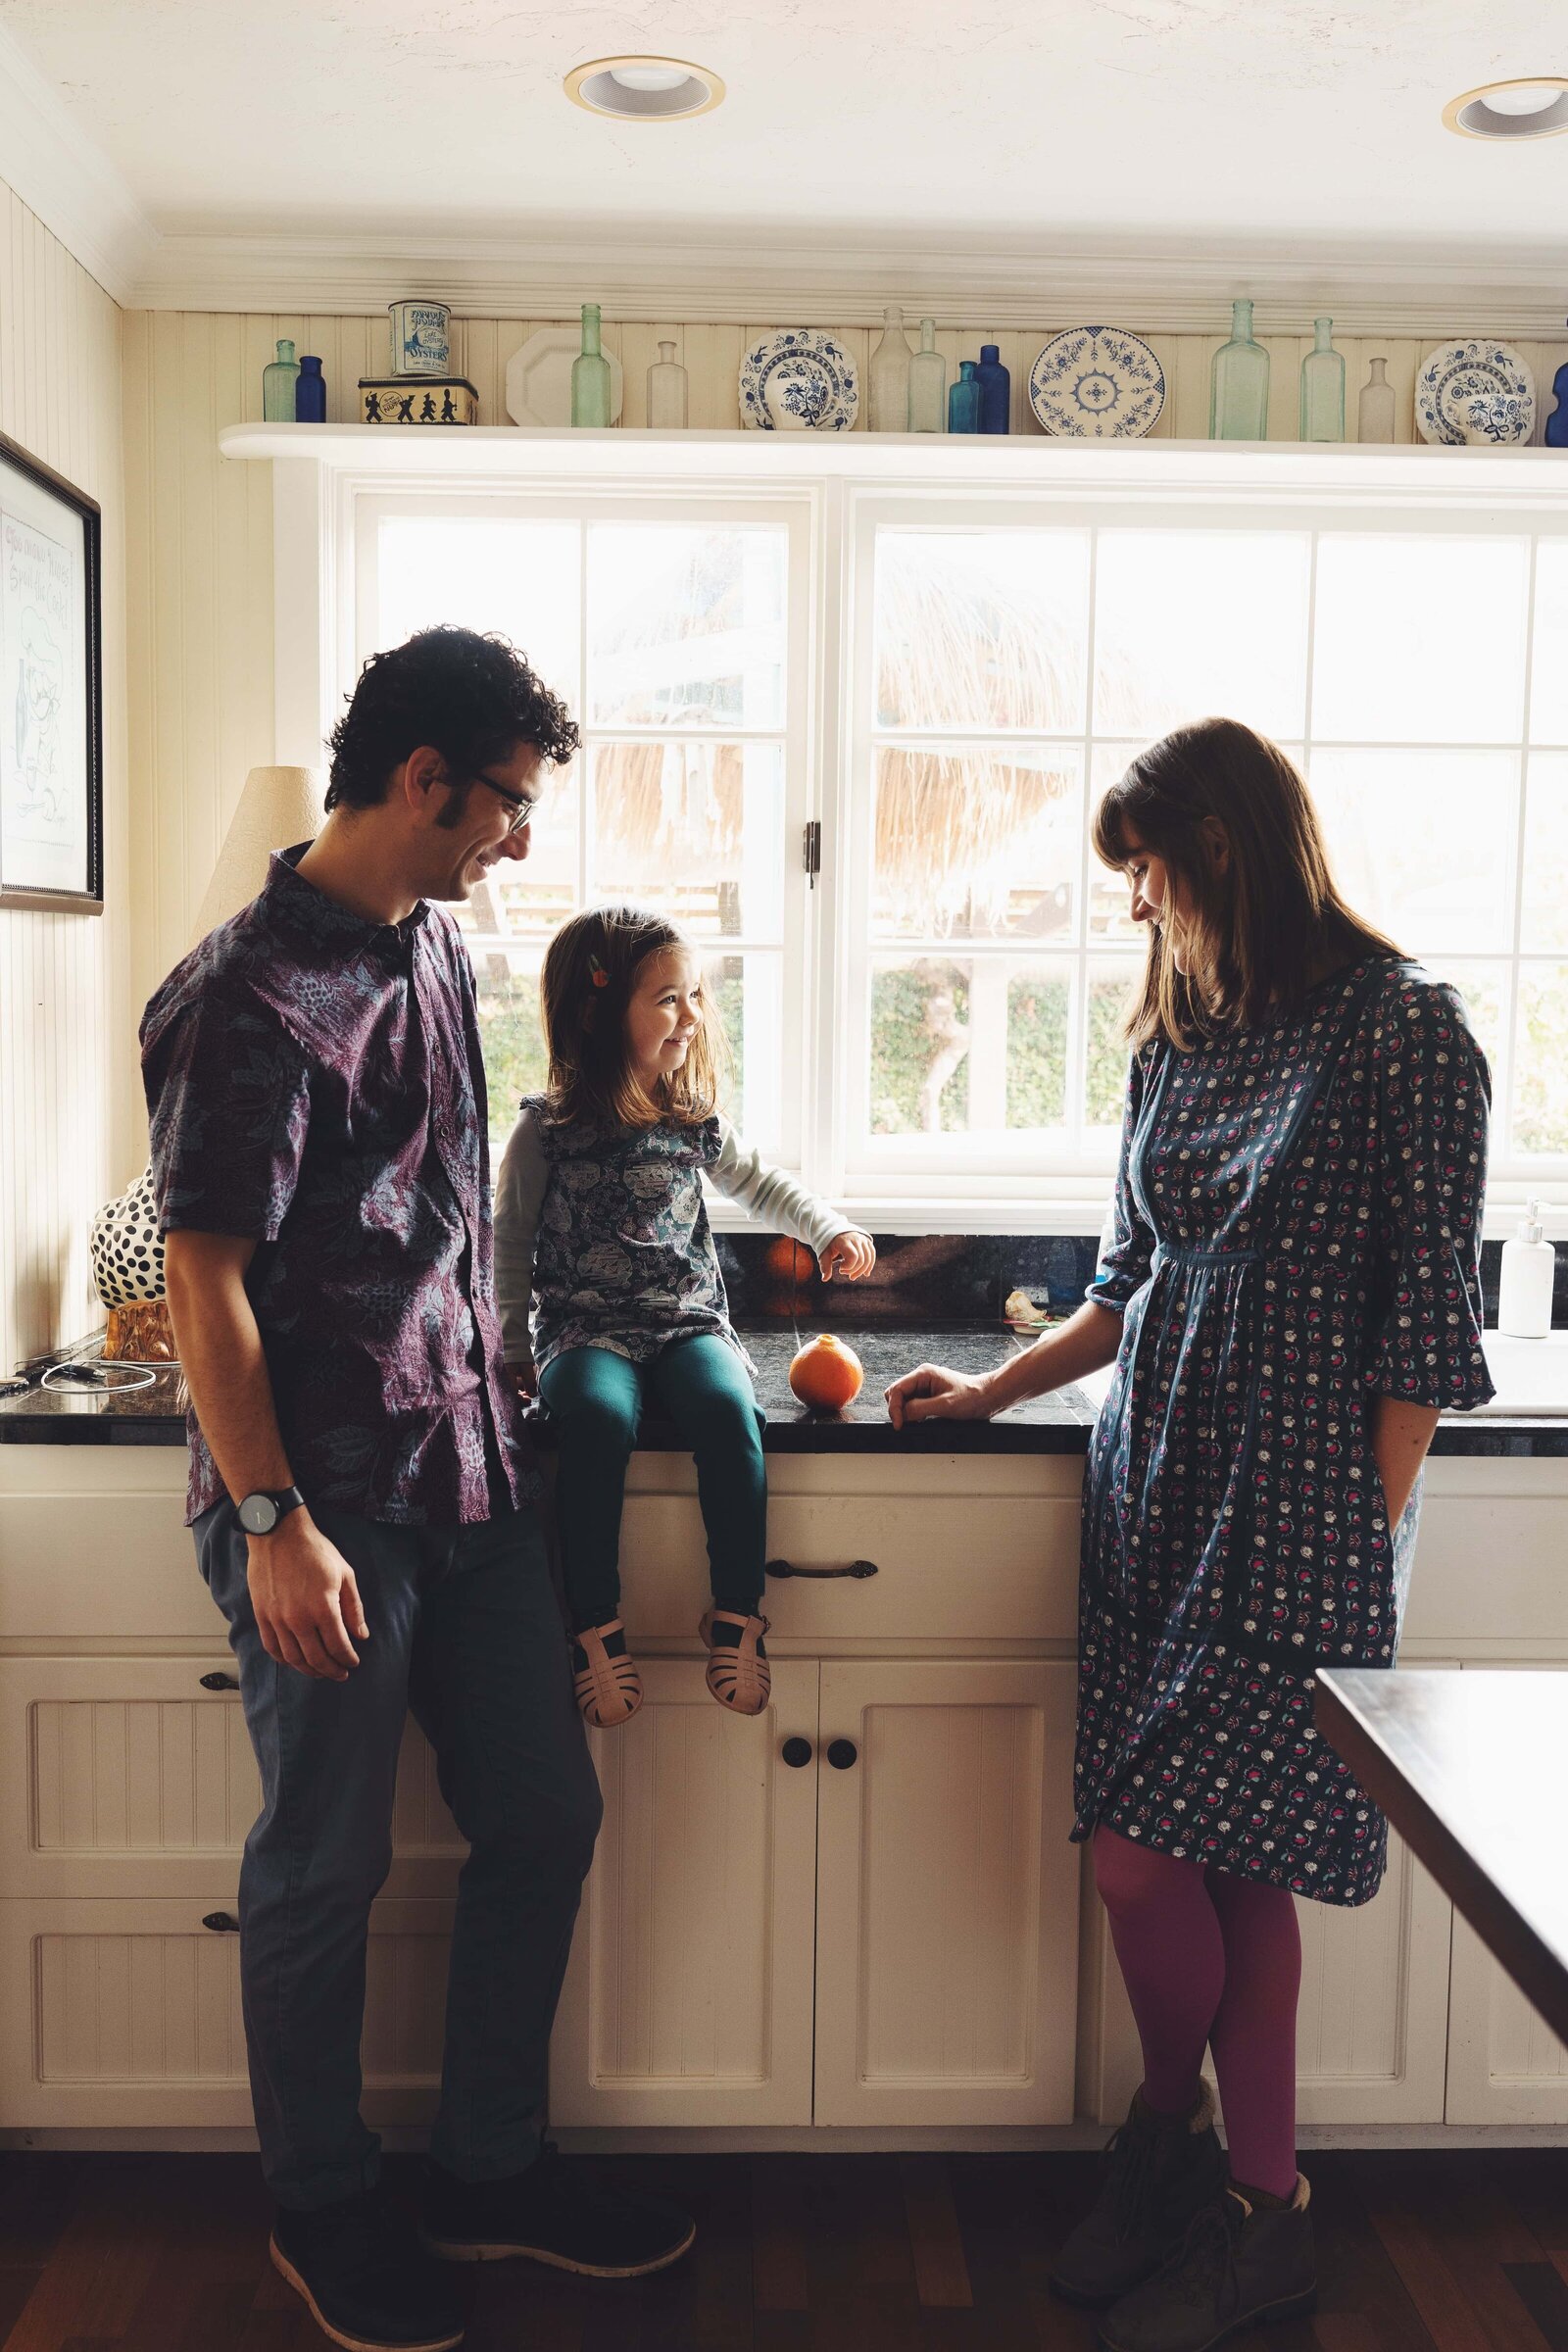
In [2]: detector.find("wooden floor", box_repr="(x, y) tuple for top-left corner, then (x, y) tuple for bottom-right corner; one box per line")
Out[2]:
(2, 2147), (1568, 2352)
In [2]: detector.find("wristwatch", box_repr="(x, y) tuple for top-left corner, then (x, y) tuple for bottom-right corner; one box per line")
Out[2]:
(237, 1485), (306, 1536)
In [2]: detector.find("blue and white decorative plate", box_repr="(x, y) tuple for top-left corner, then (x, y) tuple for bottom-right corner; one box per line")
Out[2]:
(738, 329), (859, 431)
(1416, 338), (1535, 446)
(1028, 325), (1166, 438)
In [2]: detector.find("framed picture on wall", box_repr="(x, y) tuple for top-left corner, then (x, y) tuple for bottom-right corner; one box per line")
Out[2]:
(0, 430), (103, 913)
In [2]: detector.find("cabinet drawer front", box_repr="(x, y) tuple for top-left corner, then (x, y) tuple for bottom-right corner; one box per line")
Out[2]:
(0, 1896), (453, 2129)
(0, 1659), (466, 1897)
(618, 1493), (1080, 1641)
(0, 1494), (216, 1640)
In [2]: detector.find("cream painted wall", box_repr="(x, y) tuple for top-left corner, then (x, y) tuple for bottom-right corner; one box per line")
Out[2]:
(0, 183), (126, 1375)
(120, 305), (1568, 1059)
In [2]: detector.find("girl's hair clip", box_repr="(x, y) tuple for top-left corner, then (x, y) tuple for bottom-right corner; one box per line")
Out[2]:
(587, 953), (610, 989)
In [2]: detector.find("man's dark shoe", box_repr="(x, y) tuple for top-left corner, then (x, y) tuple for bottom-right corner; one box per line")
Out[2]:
(271, 2188), (465, 2352)
(419, 2142), (695, 2278)
(1098, 2180), (1317, 2352)
(1050, 2082), (1227, 2307)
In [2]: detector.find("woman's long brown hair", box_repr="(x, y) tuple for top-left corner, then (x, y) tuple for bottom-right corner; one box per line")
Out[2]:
(1093, 717), (1402, 1049)
(537, 903), (729, 1130)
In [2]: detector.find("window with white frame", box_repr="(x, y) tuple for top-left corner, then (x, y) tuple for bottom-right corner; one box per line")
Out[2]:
(351, 475), (1568, 1215)
(359, 498), (808, 1163)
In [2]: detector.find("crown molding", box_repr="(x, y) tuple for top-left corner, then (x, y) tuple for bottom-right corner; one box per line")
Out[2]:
(133, 222), (1568, 338)
(0, 23), (154, 304)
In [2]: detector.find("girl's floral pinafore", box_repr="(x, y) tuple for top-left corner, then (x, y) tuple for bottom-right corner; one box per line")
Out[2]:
(525, 1099), (754, 1377)
(1074, 956), (1493, 1906)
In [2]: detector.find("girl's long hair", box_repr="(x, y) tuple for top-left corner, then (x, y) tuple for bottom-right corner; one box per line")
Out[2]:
(1093, 717), (1402, 1049)
(537, 903), (729, 1130)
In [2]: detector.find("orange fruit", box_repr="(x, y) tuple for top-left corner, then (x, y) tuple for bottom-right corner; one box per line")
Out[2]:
(788, 1333), (863, 1411)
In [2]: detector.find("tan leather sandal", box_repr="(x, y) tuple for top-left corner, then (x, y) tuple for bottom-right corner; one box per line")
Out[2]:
(571, 1620), (643, 1728)
(698, 1609), (771, 1716)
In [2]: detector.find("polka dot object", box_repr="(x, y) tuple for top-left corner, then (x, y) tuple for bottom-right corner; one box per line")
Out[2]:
(89, 1163), (167, 1307)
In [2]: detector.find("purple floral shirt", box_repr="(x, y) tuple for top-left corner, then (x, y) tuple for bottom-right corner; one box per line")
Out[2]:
(140, 846), (537, 1528)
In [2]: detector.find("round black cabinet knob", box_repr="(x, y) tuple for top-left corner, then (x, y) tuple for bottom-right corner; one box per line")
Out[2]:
(781, 1737), (813, 1769)
(201, 1911), (239, 1934)
(826, 1739), (859, 1770)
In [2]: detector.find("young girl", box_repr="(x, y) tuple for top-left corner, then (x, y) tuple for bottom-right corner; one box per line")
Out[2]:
(496, 904), (875, 1729)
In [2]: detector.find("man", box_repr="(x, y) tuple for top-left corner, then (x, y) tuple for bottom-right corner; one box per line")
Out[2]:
(143, 628), (692, 2352)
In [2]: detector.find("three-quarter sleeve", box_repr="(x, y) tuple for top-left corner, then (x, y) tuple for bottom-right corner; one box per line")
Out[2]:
(1087, 1046), (1158, 1312)
(142, 986), (310, 1243)
(1364, 971), (1494, 1411)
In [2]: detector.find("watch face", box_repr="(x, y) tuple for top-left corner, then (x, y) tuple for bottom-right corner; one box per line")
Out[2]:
(239, 1493), (280, 1535)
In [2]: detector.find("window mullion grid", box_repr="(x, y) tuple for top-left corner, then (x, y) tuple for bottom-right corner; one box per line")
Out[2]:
(1494, 535), (1538, 1178)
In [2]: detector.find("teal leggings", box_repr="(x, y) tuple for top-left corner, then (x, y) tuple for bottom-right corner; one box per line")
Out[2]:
(539, 1335), (768, 1634)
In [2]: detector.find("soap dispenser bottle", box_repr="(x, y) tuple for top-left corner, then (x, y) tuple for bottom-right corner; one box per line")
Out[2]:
(1497, 1199), (1555, 1338)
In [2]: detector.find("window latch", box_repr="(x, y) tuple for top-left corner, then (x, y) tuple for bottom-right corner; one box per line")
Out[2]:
(803, 821), (821, 887)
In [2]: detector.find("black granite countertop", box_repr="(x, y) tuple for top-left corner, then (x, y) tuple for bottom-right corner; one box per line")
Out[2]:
(1, 1324), (1564, 1457)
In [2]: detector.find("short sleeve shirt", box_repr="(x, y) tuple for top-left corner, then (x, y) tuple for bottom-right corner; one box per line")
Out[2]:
(140, 845), (538, 1528)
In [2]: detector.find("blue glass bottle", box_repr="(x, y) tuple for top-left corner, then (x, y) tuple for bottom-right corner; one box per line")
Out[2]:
(1546, 320), (1568, 448)
(975, 342), (1010, 433)
(294, 355), (326, 422)
(948, 359), (981, 433)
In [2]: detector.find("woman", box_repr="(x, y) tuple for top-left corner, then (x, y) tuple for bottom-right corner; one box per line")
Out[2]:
(885, 718), (1492, 2352)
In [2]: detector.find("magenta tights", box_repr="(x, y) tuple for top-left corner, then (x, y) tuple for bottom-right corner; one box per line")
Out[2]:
(1094, 1826), (1302, 2200)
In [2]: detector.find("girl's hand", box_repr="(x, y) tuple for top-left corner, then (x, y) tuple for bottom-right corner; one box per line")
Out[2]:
(883, 1364), (996, 1429)
(509, 1357), (539, 1398)
(820, 1229), (876, 1283)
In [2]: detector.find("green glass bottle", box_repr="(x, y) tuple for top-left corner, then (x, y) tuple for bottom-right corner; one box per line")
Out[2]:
(1209, 299), (1269, 441)
(570, 304), (612, 428)
(262, 337), (300, 423)
(1299, 315), (1346, 442)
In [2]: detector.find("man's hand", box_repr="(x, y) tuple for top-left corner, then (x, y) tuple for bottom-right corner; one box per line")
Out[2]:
(883, 1364), (997, 1429)
(247, 1513), (368, 1681)
(819, 1229), (876, 1283)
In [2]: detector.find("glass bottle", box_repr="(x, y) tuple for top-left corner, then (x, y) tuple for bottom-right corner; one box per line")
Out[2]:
(975, 342), (1011, 434)
(262, 337), (300, 423)
(1209, 299), (1269, 441)
(570, 304), (612, 428)
(948, 359), (981, 434)
(1299, 316), (1345, 442)
(908, 318), (948, 433)
(869, 306), (913, 432)
(1357, 356), (1396, 444)
(294, 354), (326, 423)
(1545, 320), (1568, 449)
(647, 339), (687, 429)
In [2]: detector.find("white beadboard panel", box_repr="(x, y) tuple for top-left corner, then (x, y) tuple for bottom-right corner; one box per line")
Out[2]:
(0, 179), (127, 1376)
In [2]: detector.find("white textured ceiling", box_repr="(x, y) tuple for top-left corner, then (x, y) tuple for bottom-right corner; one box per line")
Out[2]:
(0, 0), (1562, 252)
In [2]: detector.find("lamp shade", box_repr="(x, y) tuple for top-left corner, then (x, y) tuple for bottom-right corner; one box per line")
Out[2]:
(187, 763), (324, 947)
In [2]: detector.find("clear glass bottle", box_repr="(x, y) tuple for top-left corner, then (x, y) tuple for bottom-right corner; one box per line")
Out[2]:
(908, 318), (948, 433)
(294, 354), (326, 422)
(869, 305), (913, 432)
(1299, 316), (1345, 442)
(647, 339), (688, 429)
(1209, 299), (1269, 441)
(948, 359), (981, 434)
(570, 304), (612, 428)
(1357, 356), (1396, 444)
(262, 337), (300, 423)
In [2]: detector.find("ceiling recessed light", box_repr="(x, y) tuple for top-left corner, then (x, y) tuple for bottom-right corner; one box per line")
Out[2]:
(1444, 76), (1568, 139)
(564, 55), (724, 121)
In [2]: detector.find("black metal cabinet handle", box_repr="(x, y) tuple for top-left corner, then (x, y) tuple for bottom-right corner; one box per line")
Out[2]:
(781, 1738), (813, 1768)
(202, 1911), (239, 1934)
(765, 1558), (879, 1582)
(199, 1671), (239, 1691)
(826, 1739), (859, 1770)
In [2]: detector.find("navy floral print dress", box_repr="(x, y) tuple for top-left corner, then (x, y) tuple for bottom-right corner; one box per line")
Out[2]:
(1075, 956), (1493, 1906)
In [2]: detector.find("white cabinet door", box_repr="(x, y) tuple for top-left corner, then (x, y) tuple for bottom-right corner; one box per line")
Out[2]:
(550, 1659), (819, 2128)
(0, 1657), (465, 1900)
(812, 1659), (1080, 2127)
(0, 1896), (454, 2129)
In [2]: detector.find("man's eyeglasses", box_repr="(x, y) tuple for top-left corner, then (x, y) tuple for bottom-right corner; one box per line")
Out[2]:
(471, 772), (536, 837)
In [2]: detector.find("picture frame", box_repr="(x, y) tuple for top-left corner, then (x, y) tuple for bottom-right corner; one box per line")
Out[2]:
(0, 430), (103, 913)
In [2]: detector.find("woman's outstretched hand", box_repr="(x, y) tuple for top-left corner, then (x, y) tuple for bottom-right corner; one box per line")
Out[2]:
(883, 1364), (995, 1428)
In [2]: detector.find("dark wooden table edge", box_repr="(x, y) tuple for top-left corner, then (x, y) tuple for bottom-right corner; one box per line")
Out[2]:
(1315, 1668), (1568, 2048)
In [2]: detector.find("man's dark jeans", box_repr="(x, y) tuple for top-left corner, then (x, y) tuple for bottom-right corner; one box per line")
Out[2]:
(195, 1498), (603, 2211)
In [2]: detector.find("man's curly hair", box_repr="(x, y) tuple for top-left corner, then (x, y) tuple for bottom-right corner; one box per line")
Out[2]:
(325, 626), (580, 814)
